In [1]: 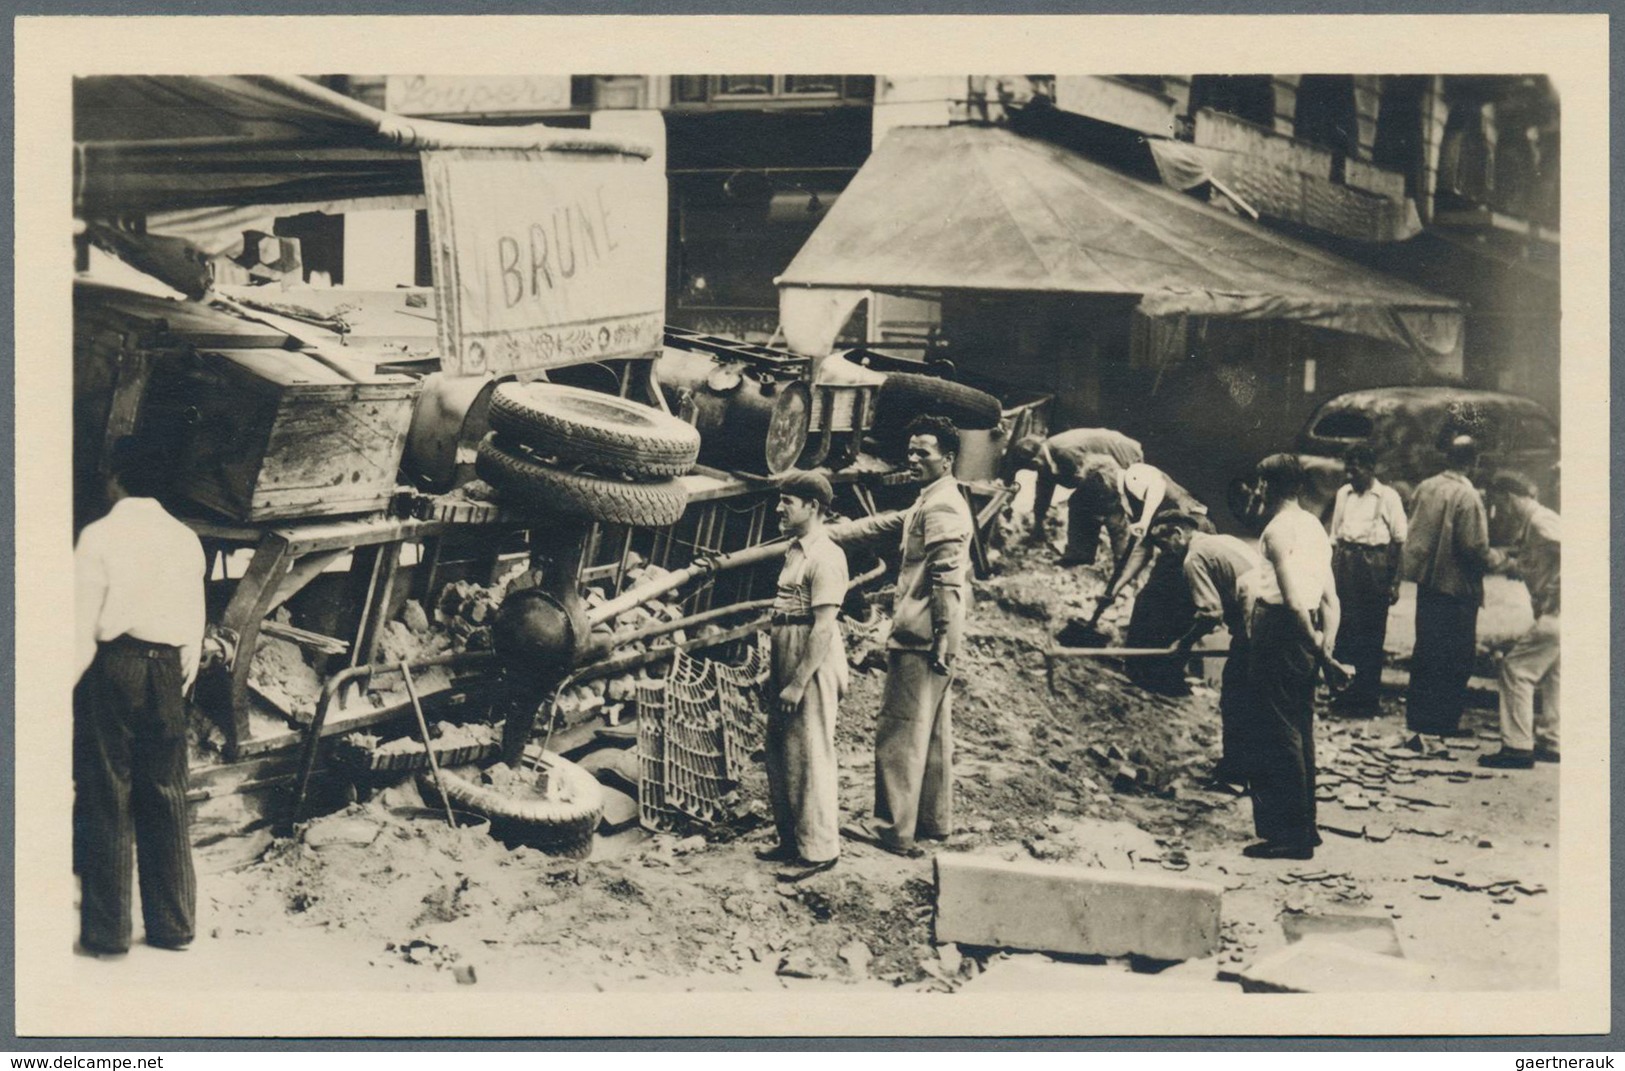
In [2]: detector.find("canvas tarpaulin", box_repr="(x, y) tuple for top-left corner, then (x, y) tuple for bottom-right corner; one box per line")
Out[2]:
(74, 74), (651, 218)
(776, 125), (1461, 359)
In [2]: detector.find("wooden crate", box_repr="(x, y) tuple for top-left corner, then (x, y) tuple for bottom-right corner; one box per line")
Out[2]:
(165, 348), (418, 522)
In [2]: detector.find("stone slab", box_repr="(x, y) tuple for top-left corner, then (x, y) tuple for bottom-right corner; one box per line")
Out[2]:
(1280, 912), (1404, 958)
(934, 853), (1223, 962)
(1239, 936), (1440, 993)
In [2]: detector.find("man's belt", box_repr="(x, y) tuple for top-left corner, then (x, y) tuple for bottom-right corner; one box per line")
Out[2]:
(1335, 540), (1391, 552)
(103, 634), (182, 659)
(769, 612), (814, 627)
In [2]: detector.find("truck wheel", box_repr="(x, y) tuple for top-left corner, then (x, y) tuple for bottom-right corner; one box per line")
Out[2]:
(477, 436), (689, 527)
(490, 382), (701, 479)
(421, 757), (602, 858)
(874, 371), (1002, 432)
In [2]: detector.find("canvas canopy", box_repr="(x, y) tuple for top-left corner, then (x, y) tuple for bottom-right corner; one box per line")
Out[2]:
(776, 125), (1462, 359)
(74, 74), (651, 217)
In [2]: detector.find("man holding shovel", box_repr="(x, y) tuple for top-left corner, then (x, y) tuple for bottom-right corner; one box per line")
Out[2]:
(1146, 516), (1262, 786)
(1058, 462), (1214, 654)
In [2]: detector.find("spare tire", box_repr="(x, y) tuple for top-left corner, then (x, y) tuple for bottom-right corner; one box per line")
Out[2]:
(477, 436), (688, 527)
(420, 756), (602, 858)
(489, 382), (701, 479)
(874, 371), (1003, 432)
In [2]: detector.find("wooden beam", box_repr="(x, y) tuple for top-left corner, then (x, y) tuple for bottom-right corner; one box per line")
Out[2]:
(218, 532), (293, 760)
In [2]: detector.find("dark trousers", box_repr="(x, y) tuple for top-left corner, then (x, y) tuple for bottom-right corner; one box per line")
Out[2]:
(1405, 587), (1479, 734)
(1216, 633), (1252, 776)
(1124, 556), (1196, 695)
(1246, 605), (1320, 848)
(1332, 542), (1396, 709)
(74, 637), (196, 953)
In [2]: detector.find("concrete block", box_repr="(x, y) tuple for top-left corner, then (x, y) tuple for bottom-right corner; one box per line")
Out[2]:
(1280, 912), (1403, 958)
(934, 853), (1223, 962)
(1239, 936), (1440, 993)
(598, 785), (639, 834)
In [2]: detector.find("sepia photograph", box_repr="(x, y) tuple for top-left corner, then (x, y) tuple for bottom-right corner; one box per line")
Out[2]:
(12, 13), (1610, 1041)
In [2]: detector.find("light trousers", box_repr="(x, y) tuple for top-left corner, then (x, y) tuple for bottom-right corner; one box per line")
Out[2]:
(1497, 614), (1560, 753)
(872, 649), (954, 848)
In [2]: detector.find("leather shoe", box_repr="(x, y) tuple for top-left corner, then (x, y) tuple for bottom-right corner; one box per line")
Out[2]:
(775, 857), (838, 883)
(1241, 841), (1315, 860)
(755, 843), (799, 863)
(1534, 748), (1561, 764)
(841, 822), (925, 859)
(1478, 748), (1535, 769)
(147, 936), (192, 952)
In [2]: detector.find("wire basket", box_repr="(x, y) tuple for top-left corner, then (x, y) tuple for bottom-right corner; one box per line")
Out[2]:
(634, 679), (677, 832)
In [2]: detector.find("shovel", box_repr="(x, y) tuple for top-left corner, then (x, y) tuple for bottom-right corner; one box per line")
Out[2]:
(1058, 539), (1150, 648)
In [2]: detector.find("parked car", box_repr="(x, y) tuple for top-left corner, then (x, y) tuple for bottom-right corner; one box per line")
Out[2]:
(1227, 386), (1560, 537)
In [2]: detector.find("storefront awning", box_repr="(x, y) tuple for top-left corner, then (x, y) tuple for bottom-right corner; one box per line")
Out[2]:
(777, 125), (1462, 358)
(75, 74), (652, 217)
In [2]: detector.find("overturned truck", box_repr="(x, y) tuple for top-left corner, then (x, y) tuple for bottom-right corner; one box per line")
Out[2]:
(73, 74), (1037, 854)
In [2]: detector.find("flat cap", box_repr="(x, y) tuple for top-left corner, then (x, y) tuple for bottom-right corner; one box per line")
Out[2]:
(779, 470), (833, 508)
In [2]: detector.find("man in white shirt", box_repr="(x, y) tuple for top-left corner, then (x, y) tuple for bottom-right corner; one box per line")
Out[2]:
(74, 436), (206, 955)
(1245, 454), (1340, 861)
(1327, 445), (1408, 717)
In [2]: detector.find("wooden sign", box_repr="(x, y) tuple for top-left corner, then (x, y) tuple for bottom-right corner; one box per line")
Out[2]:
(423, 148), (666, 376)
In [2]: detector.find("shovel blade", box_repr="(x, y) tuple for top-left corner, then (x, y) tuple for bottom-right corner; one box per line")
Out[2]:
(1056, 619), (1112, 648)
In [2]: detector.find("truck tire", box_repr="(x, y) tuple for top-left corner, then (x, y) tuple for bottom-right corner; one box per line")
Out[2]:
(489, 382), (701, 479)
(477, 436), (688, 527)
(420, 757), (602, 858)
(874, 371), (1002, 432)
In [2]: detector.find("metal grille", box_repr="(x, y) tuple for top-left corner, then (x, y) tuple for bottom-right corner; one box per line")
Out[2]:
(661, 652), (733, 823)
(633, 679), (676, 832)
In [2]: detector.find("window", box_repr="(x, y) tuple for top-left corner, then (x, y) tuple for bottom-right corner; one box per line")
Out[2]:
(1310, 409), (1374, 441)
(673, 75), (710, 103)
(1294, 75), (1358, 157)
(783, 75), (840, 96)
(1189, 75), (1275, 128)
(717, 75), (775, 97)
(672, 75), (876, 105)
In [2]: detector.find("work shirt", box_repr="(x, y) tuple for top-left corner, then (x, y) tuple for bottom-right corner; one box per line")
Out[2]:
(1330, 479), (1409, 547)
(1513, 504), (1561, 618)
(1254, 503), (1334, 611)
(845, 474), (974, 659)
(1400, 470), (1496, 603)
(1184, 533), (1261, 638)
(1039, 428), (1144, 483)
(75, 496), (207, 688)
(774, 526), (850, 619)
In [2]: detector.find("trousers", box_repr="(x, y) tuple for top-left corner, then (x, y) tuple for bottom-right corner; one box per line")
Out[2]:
(1246, 605), (1320, 847)
(1497, 613), (1560, 753)
(74, 637), (196, 953)
(766, 624), (845, 862)
(1332, 542), (1395, 708)
(1216, 632), (1252, 776)
(1406, 587), (1480, 734)
(871, 649), (954, 848)
(1124, 554), (1198, 695)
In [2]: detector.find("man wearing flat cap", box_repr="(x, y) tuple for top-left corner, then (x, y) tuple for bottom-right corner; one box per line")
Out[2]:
(759, 470), (850, 879)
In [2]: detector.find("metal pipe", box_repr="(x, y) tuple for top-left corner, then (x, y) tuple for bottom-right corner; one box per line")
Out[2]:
(585, 512), (895, 627)
(603, 558), (888, 650)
